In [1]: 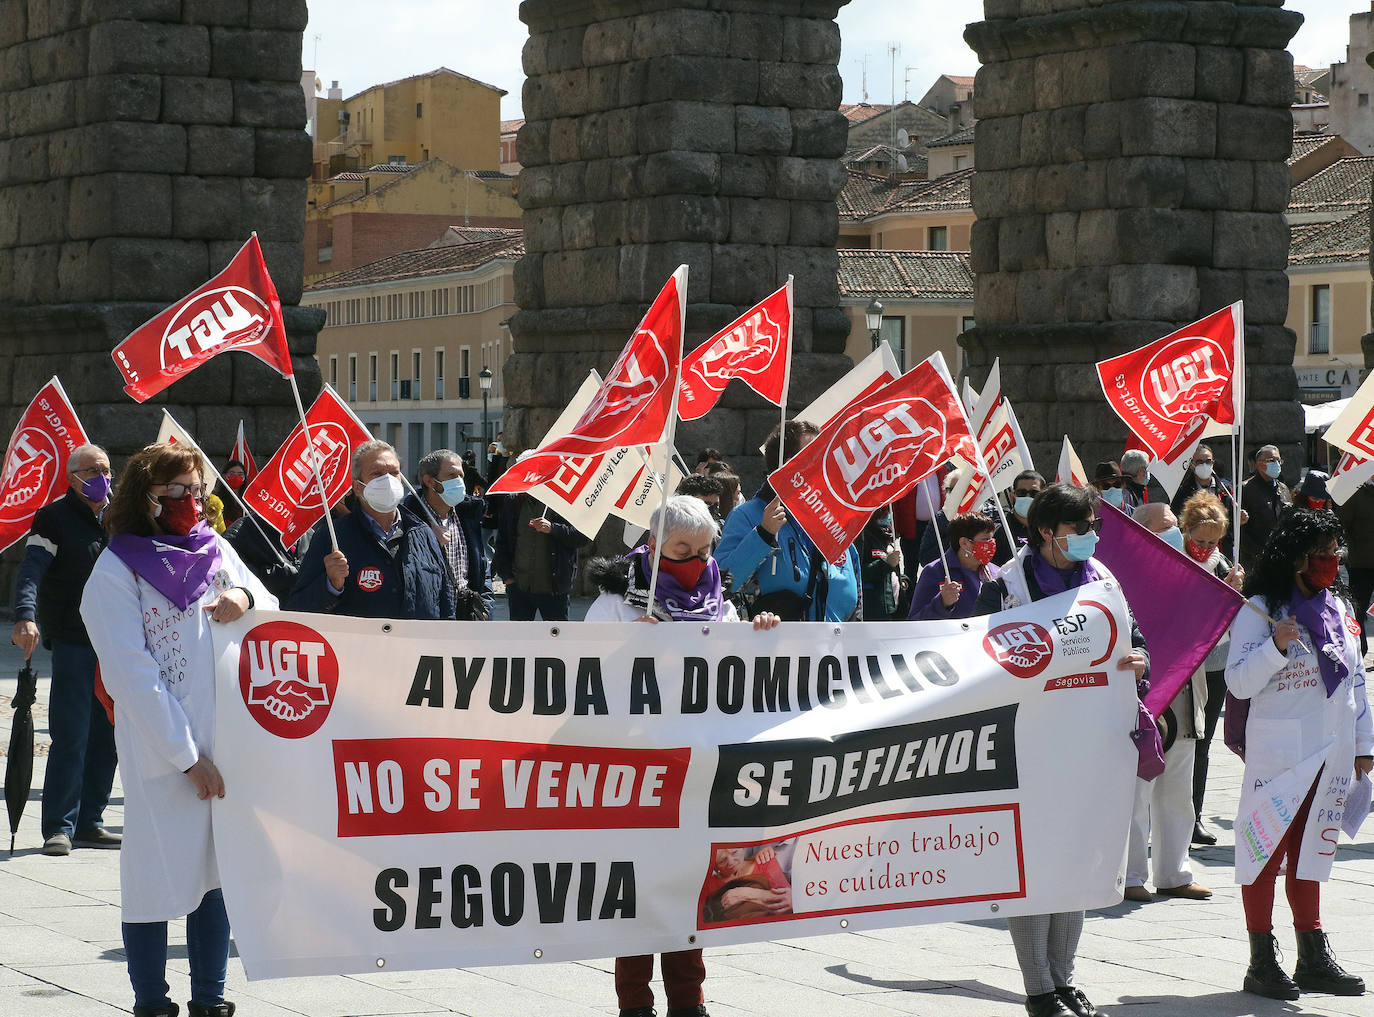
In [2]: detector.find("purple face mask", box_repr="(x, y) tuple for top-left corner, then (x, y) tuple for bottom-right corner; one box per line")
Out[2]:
(80, 473), (111, 502)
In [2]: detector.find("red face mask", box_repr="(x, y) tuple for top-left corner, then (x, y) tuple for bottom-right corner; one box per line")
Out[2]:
(1303, 553), (1340, 591)
(157, 495), (202, 537)
(1307, 499), (1327, 512)
(970, 539), (998, 567)
(659, 554), (708, 589)
(1185, 539), (1214, 564)
(226, 474), (246, 489)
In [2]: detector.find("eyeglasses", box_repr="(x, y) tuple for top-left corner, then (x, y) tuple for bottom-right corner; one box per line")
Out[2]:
(1065, 518), (1103, 536)
(1013, 488), (1039, 498)
(75, 465), (111, 477)
(1096, 478), (1123, 489)
(155, 482), (207, 500)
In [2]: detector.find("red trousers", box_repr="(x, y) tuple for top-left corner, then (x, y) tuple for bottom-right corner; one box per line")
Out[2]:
(1241, 775), (1322, 934)
(614, 949), (705, 1010)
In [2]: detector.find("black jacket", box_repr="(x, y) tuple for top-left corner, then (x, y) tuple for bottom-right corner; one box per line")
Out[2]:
(223, 514), (299, 603)
(1239, 474), (1291, 568)
(400, 491), (494, 617)
(492, 495), (587, 595)
(13, 490), (107, 647)
(287, 504), (455, 620)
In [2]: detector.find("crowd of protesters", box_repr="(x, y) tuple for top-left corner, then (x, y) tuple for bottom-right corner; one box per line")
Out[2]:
(8, 422), (1374, 1017)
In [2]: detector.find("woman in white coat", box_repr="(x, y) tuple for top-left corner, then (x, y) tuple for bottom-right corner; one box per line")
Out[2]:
(1226, 508), (1373, 1001)
(80, 443), (276, 1017)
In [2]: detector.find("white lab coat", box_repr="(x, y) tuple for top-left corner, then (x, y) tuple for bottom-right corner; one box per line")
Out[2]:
(1225, 593), (1374, 885)
(80, 538), (276, 922)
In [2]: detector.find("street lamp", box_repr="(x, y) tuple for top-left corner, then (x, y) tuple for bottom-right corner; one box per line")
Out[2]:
(479, 365), (493, 444)
(865, 298), (884, 351)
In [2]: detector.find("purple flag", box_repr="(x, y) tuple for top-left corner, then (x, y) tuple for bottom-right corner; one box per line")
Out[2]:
(1094, 503), (1245, 718)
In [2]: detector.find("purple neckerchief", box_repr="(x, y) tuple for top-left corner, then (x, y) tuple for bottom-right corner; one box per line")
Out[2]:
(623, 544), (725, 621)
(109, 522), (223, 612)
(1029, 549), (1102, 598)
(1290, 587), (1348, 697)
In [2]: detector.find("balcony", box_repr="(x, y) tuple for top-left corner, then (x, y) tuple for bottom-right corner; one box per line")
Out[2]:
(1309, 322), (1330, 355)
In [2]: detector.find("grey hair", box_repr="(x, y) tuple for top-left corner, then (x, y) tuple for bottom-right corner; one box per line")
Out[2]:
(67, 443), (107, 474)
(1254, 444), (1280, 460)
(1120, 449), (1150, 474)
(352, 439), (395, 477)
(1132, 502), (1175, 531)
(417, 448), (460, 481)
(648, 494), (717, 544)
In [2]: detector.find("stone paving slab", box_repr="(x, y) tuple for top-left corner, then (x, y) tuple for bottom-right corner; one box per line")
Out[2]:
(5, 638), (1374, 1016)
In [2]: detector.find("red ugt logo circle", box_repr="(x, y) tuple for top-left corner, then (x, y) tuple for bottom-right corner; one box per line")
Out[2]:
(238, 620), (339, 738)
(983, 621), (1054, 679)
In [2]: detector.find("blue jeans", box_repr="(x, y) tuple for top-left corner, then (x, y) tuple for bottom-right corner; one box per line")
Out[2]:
(122, 888), (230, 1009)
(506, 586), (570, 621)
(42, 640), (117, 838)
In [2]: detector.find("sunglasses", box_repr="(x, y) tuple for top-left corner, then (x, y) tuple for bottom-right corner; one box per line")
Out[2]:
(1065, 518), (1103, 536)
(1096, 478), (1123, 489)
(1013, 488), (1039, 498)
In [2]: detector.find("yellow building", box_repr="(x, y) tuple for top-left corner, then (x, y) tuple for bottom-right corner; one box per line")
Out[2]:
(302, 231), (523, 472)
(838, 251), (974, 373)
(838, 168), (976, 251)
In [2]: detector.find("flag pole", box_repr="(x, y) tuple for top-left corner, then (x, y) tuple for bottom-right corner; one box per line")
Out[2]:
(287, 374), (339, 553)
(777, 276), (794, 474)
(1232, 300), (1246, 566)
(921, 480), (952, 584)
(644, 267), (688, 620)
(218, 477), (292, 569)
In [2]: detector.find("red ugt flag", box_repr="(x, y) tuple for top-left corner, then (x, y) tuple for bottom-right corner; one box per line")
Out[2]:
(0, 378), (90, 554)
(489, 265), (686, 495)
(770, 352), (975, 564)
(112, 235), (294, 402)
(241, 387), (371, 547)
(232, 419), (258, 480)
(1095, 302), (1239, 461)
(678, 278), (791, 421)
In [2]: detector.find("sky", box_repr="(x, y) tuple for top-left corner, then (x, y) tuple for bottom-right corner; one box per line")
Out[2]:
(304, 1), (1366, 120)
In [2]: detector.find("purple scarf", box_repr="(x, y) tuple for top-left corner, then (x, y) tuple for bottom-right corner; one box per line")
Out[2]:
(1290, 587), (1349, 698)
(109, 522), (224, 612)
(1029, 549), (1103, 598)
(622, 545), (726, 622)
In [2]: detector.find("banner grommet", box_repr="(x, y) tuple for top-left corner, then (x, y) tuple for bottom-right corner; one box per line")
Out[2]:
(382, 624), (392, 633)
(375, 957), (385, 968)
(840, 919), (849, 928)
(701, 627), (710, 636)
(550, 627), (560, 636)
(990, 904), (1000, 912)
(533, 949), (543, 959)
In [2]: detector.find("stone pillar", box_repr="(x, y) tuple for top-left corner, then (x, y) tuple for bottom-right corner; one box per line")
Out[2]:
(0, 0), (324, 471)
(509, 0), (854, 494)
(963, 1), (1303, 473)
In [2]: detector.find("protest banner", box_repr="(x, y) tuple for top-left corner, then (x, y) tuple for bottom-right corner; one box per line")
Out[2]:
(0, 378), (89, 554)
(213, 581), (1137, 979)
(240, 386), (372, 546)
(770, 352), (974, 564)
(1328, 449), (1374, 505)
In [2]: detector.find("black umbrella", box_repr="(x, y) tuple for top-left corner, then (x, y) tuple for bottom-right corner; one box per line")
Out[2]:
(4, 663), (38, 855)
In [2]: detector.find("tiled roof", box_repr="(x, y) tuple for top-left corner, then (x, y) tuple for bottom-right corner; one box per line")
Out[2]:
(839, 167), (974, 220)
(928, 125), (975, 147)
(330, 172), (366, 181)
(1289, 132), (1336, 165)
(1288, 156), (1374, 216)
(943, 75), (976, 87)
(366, 163), (415, 173)
(345, 67), (506, 103)
(500, 118), (525, 135)
(431, 226), (523, 248)
(1289, 208), (1370, 266)
(838, 250), (973, 301)
(839, 103), (891, 125)
(308, 233), (526, 291)
(1295, 66), (1328, 87)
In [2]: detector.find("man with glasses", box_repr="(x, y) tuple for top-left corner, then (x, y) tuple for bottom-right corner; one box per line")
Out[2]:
(11, 444), (119, 856)
(1169, 445), (1245, 548)
(1007, 470), (1045, 547)
(1239, 445), (1291, 571)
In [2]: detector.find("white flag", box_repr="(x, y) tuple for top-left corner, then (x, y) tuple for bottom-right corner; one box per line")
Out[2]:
(157, 410), (225, 491)
(1057, 436), (1087, 488)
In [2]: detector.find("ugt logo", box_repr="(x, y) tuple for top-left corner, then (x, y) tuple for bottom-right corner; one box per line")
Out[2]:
(983, 621), (1054, 679)
(824, 398), (947, 511)
(1140, 337), (1231, 424)
(238, 620), (339, 738)
(160, 287), (270, 371)
(567, 328), (669, 445)
(692, 308), (782, 388)
(0, 428), (58, 524)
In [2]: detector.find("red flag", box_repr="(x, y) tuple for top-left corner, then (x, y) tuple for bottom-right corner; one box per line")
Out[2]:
(769, 353), (975, 564)
(678, 278), (791, 421)
(0, 378), (90, 554)
(1095, 303), (1240, 461)
(232, 419), (258, 481)
(241, 387), (371, 547)
(489, 266), (686, 495)
(112, 235), (294, 403)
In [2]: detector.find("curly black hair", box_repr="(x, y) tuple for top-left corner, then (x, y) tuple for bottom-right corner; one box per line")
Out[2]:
(1242, 508), (1349, 615)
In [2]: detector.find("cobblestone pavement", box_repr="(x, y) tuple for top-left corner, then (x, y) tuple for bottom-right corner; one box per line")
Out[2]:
(3, 637), (1374, 1017)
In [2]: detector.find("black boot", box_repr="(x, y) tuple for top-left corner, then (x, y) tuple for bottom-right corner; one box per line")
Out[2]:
(1244, 932), (1300, 1000)
(132, 1005), (179, 1017)
(1294, 929), (1366, 995)
(187, 1003), (236, 1017)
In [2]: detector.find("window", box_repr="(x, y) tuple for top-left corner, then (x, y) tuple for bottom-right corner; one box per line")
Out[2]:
(416, 102), (423, 118)
(432, 422), (448, 450)
(1361, 94), (1370, 108)
(879, 317), (905, 370)
(953, 154), (969, 170)
(411, 350), (422, 400)
(435, 349), (446, 400)
(928, 226), (949, 251)
(389, 352), (400, 400)
(1310, 285), (1331, 355)
(329, 355), (338, 389)
(961, 316), (977, 333)
(368, 353), (378, 402)
(348, 354), (357, 401)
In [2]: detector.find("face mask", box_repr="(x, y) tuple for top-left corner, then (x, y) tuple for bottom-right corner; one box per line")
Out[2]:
(1308, 499), (1327, 512)
(80, 474), (111, 502)
(659, 553), (708, 589)
(437, 477), (466, 507)
(361, 473), (404, 513)
(1014, 495), (1034, 518)
(1303, 552), (1340, 590)
(1185, 538), (1214, 563)
(1159, 526), (1184, 553)
(1138, 470), (1151, 484)
(226, 474), (245, 489)
(1101, 487), (1124, 508)
(971, 538), (998, 567)
(1058, 531), (1098, 563)
(155, 494), (201, 537)
(1264, 461), (1281, 480)
(1194, 463), (1214, 481)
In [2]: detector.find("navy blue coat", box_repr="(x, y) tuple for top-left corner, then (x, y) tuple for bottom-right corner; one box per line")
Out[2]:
(287, 504), (456, 620)
(13, 490), (107, 647)
(401, 491), (494, 617)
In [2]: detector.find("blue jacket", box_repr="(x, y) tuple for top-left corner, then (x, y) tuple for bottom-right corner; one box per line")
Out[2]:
(287, 504), (455, 620)
(715, 487), (859, 622)
(401, 491), (494, 617)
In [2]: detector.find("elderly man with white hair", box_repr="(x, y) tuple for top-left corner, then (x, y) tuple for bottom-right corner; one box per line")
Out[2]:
(585, 494), (778, 1017)
(11, 443), (120, 856)
(1122, 502), (1211, 903)
(1120, 449), (1152, 514)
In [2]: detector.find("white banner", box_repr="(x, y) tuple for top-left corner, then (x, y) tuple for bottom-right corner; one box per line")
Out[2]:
(212, 583), (1138, 979)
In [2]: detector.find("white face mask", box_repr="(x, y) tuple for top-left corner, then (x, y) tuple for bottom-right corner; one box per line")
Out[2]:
(1194, 462), (1214, 481)
(361, 473), (404, 513)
